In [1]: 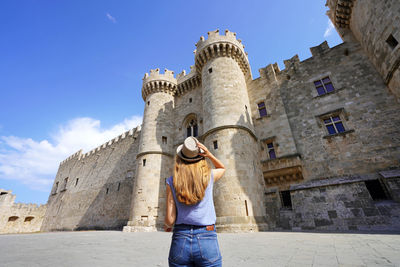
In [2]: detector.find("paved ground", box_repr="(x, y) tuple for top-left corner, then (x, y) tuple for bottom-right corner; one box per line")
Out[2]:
(0, 231), (399, 267)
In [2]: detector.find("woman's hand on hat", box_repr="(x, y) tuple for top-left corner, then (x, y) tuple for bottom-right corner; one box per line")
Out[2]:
(197, 142), (211, 158)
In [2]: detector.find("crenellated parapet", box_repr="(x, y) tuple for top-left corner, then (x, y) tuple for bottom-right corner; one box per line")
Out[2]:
(142, 68), (177, 100)
(194, 29), (251, 77)
(59, 126), (141, 167)
(176, 65), (201, 96)
(326, 0), (355, 29)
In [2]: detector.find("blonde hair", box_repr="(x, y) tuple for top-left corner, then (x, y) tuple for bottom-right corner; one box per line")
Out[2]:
(173, 156), (211, 205)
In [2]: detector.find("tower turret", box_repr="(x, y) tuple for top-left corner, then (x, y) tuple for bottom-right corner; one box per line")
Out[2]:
(124, 68), (176, 232)
(195, 30), (268, 231)
(326, 0), (400, 100)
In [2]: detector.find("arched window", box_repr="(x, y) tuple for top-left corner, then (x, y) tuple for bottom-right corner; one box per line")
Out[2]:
(186, 119), (198, 137)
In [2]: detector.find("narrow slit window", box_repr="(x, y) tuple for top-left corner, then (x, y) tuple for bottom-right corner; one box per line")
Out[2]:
(75, 178), (79, 187)
(386, 34), (398, 49)
(314, 76), (335, 96)
(213, 140), (218, 150)
(189, 98), (192, 103)
(245, 200), (249, 216)
(106, 188), (109, 194)
(323, 115), (345, 135)
(257, 102), (267, 117)
(162, 136), (167, 145)
(143, 159), (146, 167)
(147, 101), (150, 106)
(117, 182), (121, 191)
(280, 191), (292, 209)
(266, 142), (276, 159)
(365, 180), (390, 201)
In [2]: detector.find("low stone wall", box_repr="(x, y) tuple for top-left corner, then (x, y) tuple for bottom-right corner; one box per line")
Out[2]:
(265, 170), (400, 231)
(0, 189), (47, 234)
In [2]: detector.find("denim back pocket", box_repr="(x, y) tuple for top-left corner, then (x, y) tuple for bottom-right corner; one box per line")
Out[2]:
(168, 235), (187, 262)
(197, 232), (221, 263)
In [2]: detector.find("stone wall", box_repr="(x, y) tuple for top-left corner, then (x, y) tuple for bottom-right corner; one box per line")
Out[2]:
(265, 171), (400, 231)
(41, 128), (140, 231)
(0, 189), (47, 234)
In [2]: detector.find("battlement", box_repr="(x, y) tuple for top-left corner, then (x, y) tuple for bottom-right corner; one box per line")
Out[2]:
(60, 126), (141, 166)
(142, 68), (177, 100)
(194, 29), (251, 78)
(176, 65), (201, 96)
(326, 0), (355, 29)
(12, 202), (47, 210)
(195, 29), (245, 55)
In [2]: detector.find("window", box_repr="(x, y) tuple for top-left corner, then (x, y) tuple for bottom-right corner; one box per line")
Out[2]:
(189, 98), (192, 103)
(147, 101), (150, 106)
(208, 68), (213, 73)
(257, 102), (267, 117)
(323, 115), (345, 135)
(386, 34), (398, 49)
(8, 216), (19, 222)
(106, 188), (109, 194)
(53, 182), (59, 194)
(186, 119), (198, 137)
(117, 182), (121, 191)
(365, 180), (390, 201)
(24, 216), (34, 222)
(213, 140), (218, 150)
(314, 77), (335, 96)
(266, 142), (276, 159)
(162, 136), (167, 144)
(62, 177), (68, 191)
(75, 178), (79, 187)
(280, 191), (292, 209)
(143, 159), (146, 167)
(0, 192), (8, 195)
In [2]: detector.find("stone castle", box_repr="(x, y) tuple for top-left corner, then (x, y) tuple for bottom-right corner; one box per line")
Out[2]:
(1, 0), (400, 234)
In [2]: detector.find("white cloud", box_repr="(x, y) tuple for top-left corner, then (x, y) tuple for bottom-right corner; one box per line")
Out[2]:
(324, 19), (335, 38)
(106, 13), (117, 23)
(0, 115), (142, 191)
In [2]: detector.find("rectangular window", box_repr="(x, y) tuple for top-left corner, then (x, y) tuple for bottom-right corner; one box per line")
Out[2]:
(75, 178), (79, 186)
(213, 140), (218, 149)
(62, 177), (68, 191)
(106, 188), (109, 194)
(117, 182), (121, 191)
(162, 136), (167, 144)
(280, 190), (292, 209)
(323, 115), (345, 135)
(266, 142), (276, 159)
(365, 180), (390, 201)
(54, 182), (59, 194)
(257, 102), (267, 117)
(189, 98), (192, 103)
(314, 76), (335, 96)
(143, 159), (146, 167)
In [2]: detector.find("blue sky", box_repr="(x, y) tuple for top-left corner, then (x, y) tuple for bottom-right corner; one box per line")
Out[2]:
(0, 1), (342, 204)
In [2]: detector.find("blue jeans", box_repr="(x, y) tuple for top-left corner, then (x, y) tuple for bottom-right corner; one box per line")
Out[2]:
(168, 224), (222, 267)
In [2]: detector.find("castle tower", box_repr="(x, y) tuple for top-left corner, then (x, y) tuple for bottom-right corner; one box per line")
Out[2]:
(195, 30), (268, 231)
(123, 68), (176, 232)
(326, 0), (400, 100)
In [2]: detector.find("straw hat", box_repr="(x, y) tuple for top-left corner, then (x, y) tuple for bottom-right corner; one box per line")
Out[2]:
(176, 137), (204, 162)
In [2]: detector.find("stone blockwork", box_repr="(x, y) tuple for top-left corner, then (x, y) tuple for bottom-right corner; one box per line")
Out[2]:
(265, 172), (400, 231)
(41, 128), (140, 231)
(0, 189), (47, 234)
(34, 2), (400, 233)
(326, 0), (400, 100)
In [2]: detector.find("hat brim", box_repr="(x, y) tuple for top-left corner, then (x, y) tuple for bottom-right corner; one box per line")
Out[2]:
(176, 144), (204, 162)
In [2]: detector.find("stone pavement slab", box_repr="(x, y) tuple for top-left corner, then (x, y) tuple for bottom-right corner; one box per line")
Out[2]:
(0, 231), (399, 267)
